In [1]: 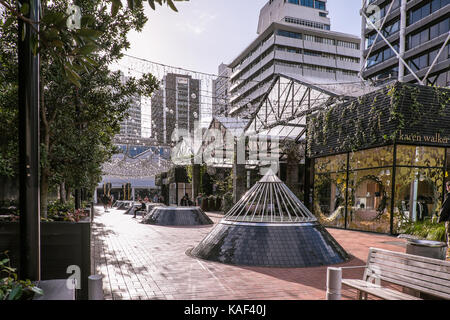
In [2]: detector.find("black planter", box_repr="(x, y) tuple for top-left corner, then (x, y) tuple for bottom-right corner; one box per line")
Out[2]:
(0, 221), (91, 300)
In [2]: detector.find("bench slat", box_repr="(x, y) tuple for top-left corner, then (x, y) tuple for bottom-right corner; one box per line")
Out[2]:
(342, 279), (422, 300)
(369, 257), (450, 288)
(367, 248), (450, 299)
(369, 255), (450, 281)
(371, 249), (450, 273)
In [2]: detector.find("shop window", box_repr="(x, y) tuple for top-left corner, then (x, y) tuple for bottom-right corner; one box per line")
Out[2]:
(349, 146), (394, 170)
(394, 167), (444, 233)
(348, 169), (392, 234)
(314, 154), (347, 173)
(314, 172), (347, 228)
(396, 145), (445, 168)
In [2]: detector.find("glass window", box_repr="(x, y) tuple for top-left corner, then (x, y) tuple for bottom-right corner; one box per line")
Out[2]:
(314, 172), (347, 228)
(349, 146), (394, 170)
(347, 168), (392, 234)
(396, 145), (445, 167)
(315, 154), (347, 173)
(394, 167), (444, 233)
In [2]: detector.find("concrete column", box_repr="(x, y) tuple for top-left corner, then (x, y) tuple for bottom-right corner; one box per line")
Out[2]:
(131, 187), (135, 201)
(286, 155), (300, 195)
(93, 189), (97, 204)
(233, 138), (246, 203)
(191, 164), (201, 201)
(88, 275), (104, 300)
(326, 267), (342, 300)
(398, 0), (407, 81)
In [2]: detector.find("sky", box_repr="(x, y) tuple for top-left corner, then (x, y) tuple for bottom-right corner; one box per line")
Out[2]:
(124, 0), (363, 75)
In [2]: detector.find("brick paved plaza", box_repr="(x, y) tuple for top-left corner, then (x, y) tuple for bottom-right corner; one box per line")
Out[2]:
(91, 207), (413, 300)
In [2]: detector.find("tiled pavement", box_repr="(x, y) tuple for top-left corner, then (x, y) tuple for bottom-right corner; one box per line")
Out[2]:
(91, 206), (410, 300)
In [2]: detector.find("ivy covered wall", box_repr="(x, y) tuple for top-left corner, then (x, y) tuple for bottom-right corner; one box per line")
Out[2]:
(307, 82), (450, 158)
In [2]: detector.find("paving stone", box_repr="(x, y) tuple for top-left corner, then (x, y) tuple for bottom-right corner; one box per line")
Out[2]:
(92, 206), (408, 300)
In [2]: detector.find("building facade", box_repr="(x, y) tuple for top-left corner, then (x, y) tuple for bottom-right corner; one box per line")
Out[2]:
(308, 82), (450, 235)
(151, 73), (201, 145)
(212, 63), (231, 117)
(361, 0), (450, 86)
(116, 74), (142, 141)
(227, 0), (361, 117)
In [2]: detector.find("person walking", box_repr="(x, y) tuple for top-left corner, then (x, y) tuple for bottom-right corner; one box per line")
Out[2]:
(101, 194), (109, 212)
(438, 181), (450, 259)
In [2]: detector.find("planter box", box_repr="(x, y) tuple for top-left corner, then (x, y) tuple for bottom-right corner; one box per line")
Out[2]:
(0, 221), (91, 300)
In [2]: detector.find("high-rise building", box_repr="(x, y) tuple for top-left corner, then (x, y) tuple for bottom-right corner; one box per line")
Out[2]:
(212, 63), (231, 117)
(151, 73), (201, 145)
(361, 0), (450, 86)
(226, 0), (361, 117)
(116, 74), (142, 140)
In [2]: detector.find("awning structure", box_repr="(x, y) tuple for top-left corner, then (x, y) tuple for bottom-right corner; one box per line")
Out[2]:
(101, 148), (171, 179)
(244, 74), (379, 144)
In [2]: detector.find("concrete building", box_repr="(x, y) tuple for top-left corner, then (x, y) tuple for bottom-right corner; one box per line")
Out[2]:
(361, 0), (450, 86)
(226, 0), (361, 117)
(212, 63), (231, 117)
(116, 74), (142, 141)
(151, 73), (201, 145)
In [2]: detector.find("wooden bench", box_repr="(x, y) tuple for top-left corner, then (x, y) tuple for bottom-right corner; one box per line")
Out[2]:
(341, 247), (450, 300)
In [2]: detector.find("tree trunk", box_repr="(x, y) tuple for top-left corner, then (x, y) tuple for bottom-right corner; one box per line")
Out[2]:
(60, 181), (66, 204)
(66, 186), (71, 202)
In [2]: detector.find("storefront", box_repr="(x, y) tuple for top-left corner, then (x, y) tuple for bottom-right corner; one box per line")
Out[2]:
(308, 82), (450, 234)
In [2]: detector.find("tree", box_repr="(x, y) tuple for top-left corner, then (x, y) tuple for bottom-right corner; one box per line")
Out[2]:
(0, 0), (185, 216)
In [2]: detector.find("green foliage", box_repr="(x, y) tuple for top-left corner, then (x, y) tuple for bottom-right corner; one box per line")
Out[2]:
(399, 219), (447, 242)
(308, 83), (450, 156)
(221, 192), (234, 215)
(0, 252), (43, 300)
(0, 0), (164, 217)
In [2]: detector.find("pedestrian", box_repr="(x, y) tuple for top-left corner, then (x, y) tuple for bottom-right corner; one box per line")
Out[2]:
(180, 193), (189, 207)
(153, 194), (159, 203)
(196, 193), (203, 207)
(438, 181), (450, 258)
(101, 194), (109, 212)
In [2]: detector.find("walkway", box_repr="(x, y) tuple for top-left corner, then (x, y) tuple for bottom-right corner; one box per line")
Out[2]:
(91, 207), (409, 300)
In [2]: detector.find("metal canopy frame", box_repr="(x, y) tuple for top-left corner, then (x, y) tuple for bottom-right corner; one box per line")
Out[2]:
(360, 0), (450, 85)
(244, 74), (346, 145)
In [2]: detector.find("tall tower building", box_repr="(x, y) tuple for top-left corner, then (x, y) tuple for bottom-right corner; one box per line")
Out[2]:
(361, 0), (449, 86)
(212, 63), (231, 117)
(151, 73), (201, 145)
(116, 73), (142, 140)
(226, 0), (361, 117)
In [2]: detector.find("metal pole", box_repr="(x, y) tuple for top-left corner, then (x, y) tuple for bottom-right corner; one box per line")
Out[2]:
(326, 267), (342, 300)
(398, 0), (407, 81)
(18, 0), (41, 282)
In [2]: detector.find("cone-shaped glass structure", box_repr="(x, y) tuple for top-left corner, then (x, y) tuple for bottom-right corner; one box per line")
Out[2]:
(141, 207), (213, 226)
(191, 170), (350, 268)
(225, 170), (316, 223)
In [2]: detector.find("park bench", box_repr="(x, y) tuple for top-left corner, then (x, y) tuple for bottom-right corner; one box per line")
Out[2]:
(341, 247), (450, 300)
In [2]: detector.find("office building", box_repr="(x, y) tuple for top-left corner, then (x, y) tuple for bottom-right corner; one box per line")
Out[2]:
(227, 0), (361, 117)
(361, 0), (450, 86)
(151, 73), (201, 145)
(212, 63), (231, 117)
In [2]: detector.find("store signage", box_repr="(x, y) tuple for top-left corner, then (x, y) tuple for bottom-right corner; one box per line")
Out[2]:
(398, 131), (450, 144)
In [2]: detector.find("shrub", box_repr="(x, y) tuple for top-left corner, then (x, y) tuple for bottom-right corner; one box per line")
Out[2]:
(399, 219), (446, 242)
(0, 252), (43, 300)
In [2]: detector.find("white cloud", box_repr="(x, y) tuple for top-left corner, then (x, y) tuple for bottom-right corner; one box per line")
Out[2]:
(176, 10), (217, 35)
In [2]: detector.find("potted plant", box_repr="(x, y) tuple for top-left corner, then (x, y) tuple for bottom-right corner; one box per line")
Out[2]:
(0, 252), (43, 300)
